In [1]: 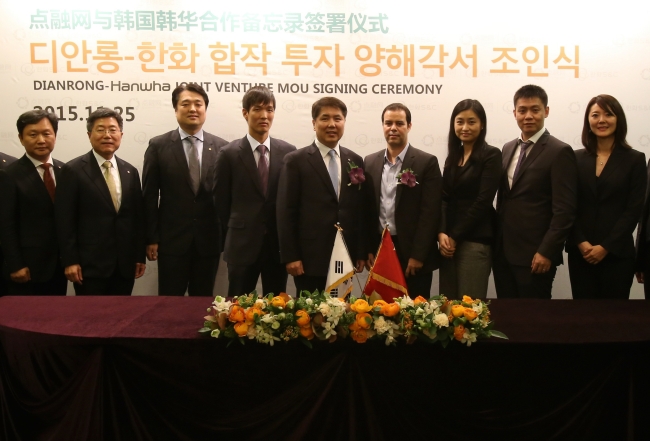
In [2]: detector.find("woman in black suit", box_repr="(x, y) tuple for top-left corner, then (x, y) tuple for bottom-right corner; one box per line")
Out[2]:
(567, 94), (646, 299)
(438, 99), (502, 299)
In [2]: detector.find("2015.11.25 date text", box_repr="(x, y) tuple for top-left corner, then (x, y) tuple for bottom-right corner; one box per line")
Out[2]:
(33, 106), (135, 122)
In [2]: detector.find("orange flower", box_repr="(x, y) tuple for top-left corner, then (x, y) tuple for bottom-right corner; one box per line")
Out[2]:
(234, 322), (249, 336)
(453, 324), (465, 341)
(373, 300), (388, 310)
(463, 308), (478, 321)
(414, 296), (428, 306)
(355, 312), (372, 329)
(382, 302), (401, 317)
(296, 310), (310, 327)
(351, 328), (368, 343)
(451, 304), (465, 318)
(270, 295), (286, 308)
(279, 292), (291, 304)
(350, 299), (372, 313)
(245, 307), (263, 323)
(228, 305), (246, 323)
(462, 295), (474, 304)
(349, 321), (360, 331)
(300, 325), (314, 340)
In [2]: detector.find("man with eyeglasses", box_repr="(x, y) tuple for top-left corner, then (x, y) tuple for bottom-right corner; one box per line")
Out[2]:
(55, 108), (146, 295)
(143, 84), (228, 296)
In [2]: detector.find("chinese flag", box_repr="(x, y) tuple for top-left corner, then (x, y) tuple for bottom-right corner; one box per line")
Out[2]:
(363, 227), (408, 302)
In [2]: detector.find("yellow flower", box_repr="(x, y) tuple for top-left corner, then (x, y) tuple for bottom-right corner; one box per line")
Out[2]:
(355, 312), (372, 329)
(462, 295), (474, 304)
(270, 295), (286, 308)
(300, 325), (314, 340)
(245, 307), (263, 323)
(463, 308), (478, 321)
(234, 322), (249, 336)
(350, 299), (372, 313)
(351, 328), (368, 343)
(451, 304), (465, 318)
(228, 305), (246, 323)
(382, 302), (401, 317)
(453, 324), (465, 341)
(296, 310), (310, 326)
(414, 296), (428, 306)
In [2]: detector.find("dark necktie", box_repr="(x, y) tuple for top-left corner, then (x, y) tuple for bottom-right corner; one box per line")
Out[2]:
(257, 145), (268, 195)
(40, 163), (55, 202)
(512, 140), (532, 182)
(187, 136), (201, 194)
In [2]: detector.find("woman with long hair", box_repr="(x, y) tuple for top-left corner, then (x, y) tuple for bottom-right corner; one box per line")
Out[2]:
(567, 94), (646, 299)
(438, 99), (502, 299)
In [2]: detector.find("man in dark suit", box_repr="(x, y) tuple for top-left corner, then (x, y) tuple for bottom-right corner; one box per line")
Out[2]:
(215, 86), (296, 297)
(364, 103), (442, 298)
(493, 84), (578, 299)
(0, 110), (67, 296)
(143, 84), (228, 296)
(0, 151), (17, 297)
(55, 108), (145, 295)
(277, 97), (370, 294)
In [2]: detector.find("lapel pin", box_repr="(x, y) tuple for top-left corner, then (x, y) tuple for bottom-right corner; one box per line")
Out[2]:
(127, 170), (131, 173)
(209, 147), (212, 151)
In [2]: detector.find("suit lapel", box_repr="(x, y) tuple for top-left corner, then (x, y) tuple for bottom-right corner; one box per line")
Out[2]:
(396, 146), (415, 208)
(239, 136), (264, 197)
(82, 151), (115, 211)
(268, 138), (284, 197)
(512, 130), (548, 188)
(339, 148), (353, 204)
(116, 156), (132, 212)
(200, 134), (217, 191)
(597, 145), (621, 188)
(578, 152), (598, 197)
(170, 130), (194, 192)
(307, 143), (337, 200)
(20, 156), (52, 205)
(369, 152), (384, 210)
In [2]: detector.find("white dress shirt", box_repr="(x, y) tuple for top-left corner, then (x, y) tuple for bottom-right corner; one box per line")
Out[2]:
(247, 133), (271, 167)
(179, 127), (204, 170)
(315, 138), (341, 198)
(507, 127), (546, 188)
(93, 150), (122, 208)
(26, 153), (56, 184)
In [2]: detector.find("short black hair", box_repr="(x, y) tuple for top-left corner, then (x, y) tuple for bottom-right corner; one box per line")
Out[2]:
(242, 86), (276, 111)
(312, 97), (347, 119)
(513, 84), (548, 108)
(172, 83), (209, 110)
(381, 103), (411, 125)
(86, 108), (124, 132)
(16, 109), (59, 136)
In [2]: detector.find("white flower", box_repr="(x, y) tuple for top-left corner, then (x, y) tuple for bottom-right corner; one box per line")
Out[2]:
(433, 313), (450, 327)
(260, 314), (275, 324)
(318, 303), (331, 316)
(396, 296), (414, 308)
(277, 313), (286, 320)
(212, 298), (232, 313)
(306, 298), (313, 305)
(461, 331), (477, 346)
(415, 307), (424, 316)
(254, 299), (265, 308)
(373, 316), (391, 335)
(214, 295), (225, 303)
(271, 321), (281, 330)
(286, 300), (295, 309)
(210, 329), (220, 338)
(247, 326), (258, 339)
(472, 303), (483, 315)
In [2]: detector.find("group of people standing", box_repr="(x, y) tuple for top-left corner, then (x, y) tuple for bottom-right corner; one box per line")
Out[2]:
(0, 83), (647, 300)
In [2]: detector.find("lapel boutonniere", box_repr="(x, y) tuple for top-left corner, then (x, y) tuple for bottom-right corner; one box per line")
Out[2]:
(347, 160), (366, 190)
(396, 168), (418, 187)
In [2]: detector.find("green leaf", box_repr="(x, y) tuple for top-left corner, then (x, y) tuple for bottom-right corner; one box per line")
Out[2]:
(198, 327), (212, 334)
(300, 338), (313, 349)
(489, 330), (509, 339)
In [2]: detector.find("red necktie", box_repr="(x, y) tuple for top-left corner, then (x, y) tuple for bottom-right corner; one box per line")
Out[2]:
(40, 163), (55, 202)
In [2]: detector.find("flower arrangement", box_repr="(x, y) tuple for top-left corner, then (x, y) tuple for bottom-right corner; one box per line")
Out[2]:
(396, 168), (418, 187)
(199, 291), (507, 347)
(347, 160), (366, 189)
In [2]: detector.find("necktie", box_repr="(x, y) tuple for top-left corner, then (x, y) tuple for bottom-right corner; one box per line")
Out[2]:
(102, 161), (119, 211)
(40, 163), (55, 202)
(257, 144), (269, 195)
(328, 149), (339, 198)
(512, 140), (532, 182)
(187, 136), (201, 194)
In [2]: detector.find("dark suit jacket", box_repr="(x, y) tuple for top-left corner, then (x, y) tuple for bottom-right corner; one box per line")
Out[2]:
(0, 155), (64, 282)
(142, 129), (228, 256)
(364, 145), (442, 272)
(215, 136), (296, 266)
(496, 129), (578, 266)
(441, 144), (502, 245)
(277, 143), (371, 277)
(635, 159), (650, 271)
(0, 152), (17, 170)
(568, 146), (646, 259)
(55, 151), (145, 279)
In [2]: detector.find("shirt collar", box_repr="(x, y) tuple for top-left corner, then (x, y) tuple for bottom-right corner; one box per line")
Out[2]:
(247, 133), (271, 152)
(25, 153), (53, 168)
(384, 143), (410, 164)
(315, 138), (340, 159)
(179, 127), (204, 142)
(519, 127), (546, 145)
(93, 149), (117, 169)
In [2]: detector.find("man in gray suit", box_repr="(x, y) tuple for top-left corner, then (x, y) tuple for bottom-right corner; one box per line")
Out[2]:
(493, 84), (578, 298)
(143, 84), (228, 296)
(215, 86), (296, 297)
